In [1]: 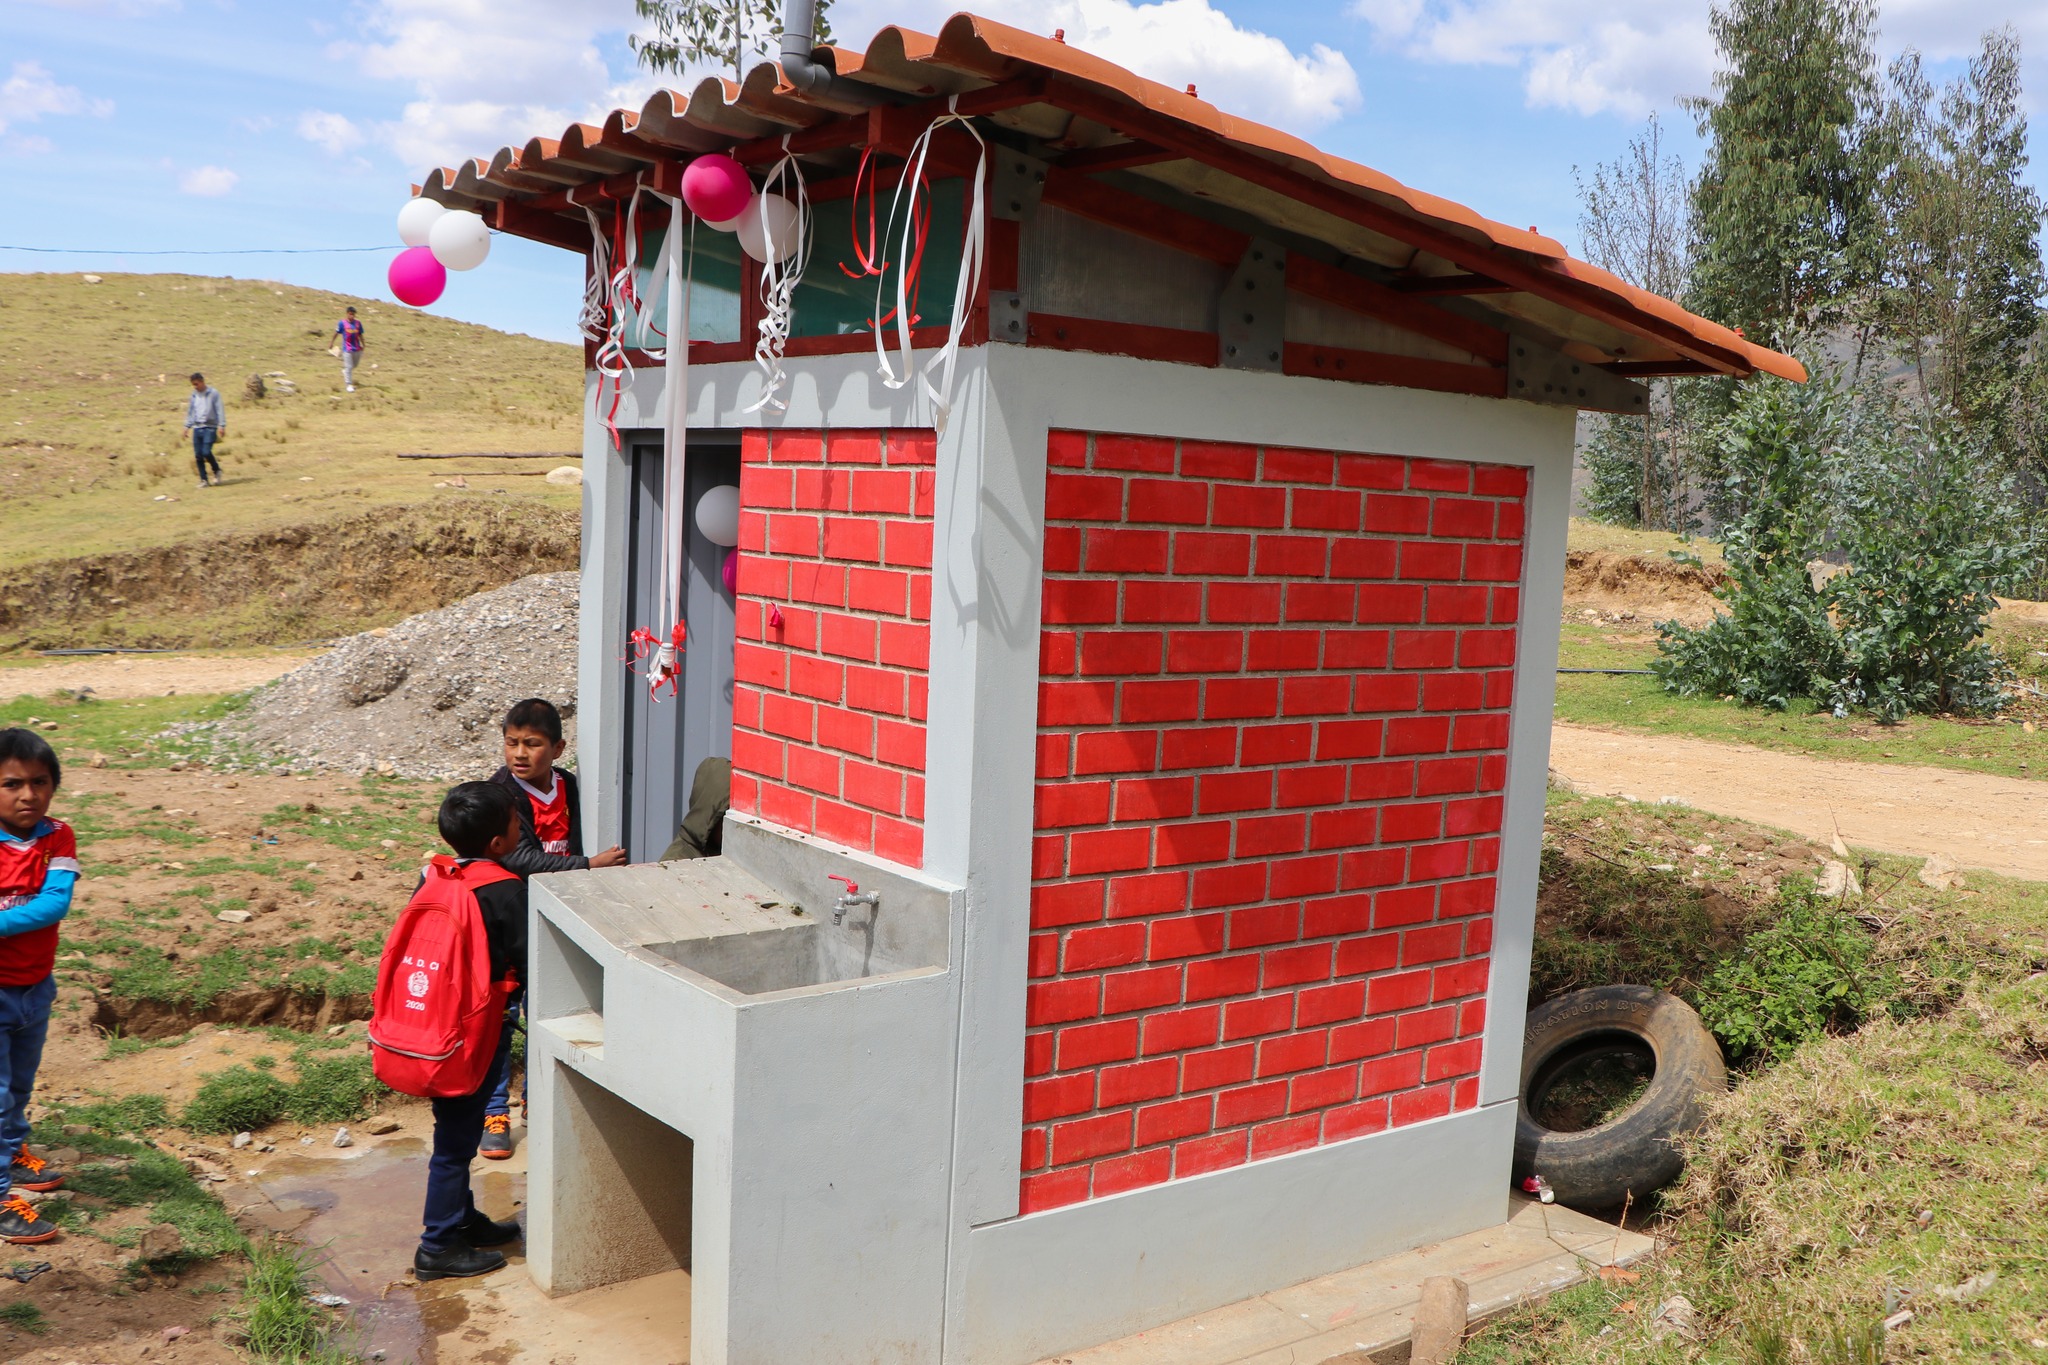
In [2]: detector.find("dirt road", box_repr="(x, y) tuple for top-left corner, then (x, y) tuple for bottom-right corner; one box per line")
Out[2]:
(1550, 723), (2048, 882)
(0, 650), (313, 699)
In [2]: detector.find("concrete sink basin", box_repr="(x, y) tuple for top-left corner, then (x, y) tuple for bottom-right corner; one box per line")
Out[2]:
(525, 814), (963, 1365)
(648, 922), (916, 996)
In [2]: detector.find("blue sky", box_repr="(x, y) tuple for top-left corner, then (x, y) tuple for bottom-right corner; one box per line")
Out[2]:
(1, 0), (2033, 343)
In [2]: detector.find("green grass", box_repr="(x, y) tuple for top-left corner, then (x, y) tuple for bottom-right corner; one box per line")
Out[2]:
(58, 1093), (172, 1134)
(0, 691), (238, 769)
(237, 1240), (357, 1365)
(1552, 669), (2046, 781)
(262, 781), (441, 855)
(0, 271), (580, 569)
(1567, 517), (1726, 565)
(182, 1050), (387, 1135)
(1492, 792), (2048, 1361)
(0, 1300), (47, 1335)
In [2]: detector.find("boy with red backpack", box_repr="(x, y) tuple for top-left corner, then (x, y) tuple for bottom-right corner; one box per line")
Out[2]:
(478, 698), (624, 1160)
(368, 782), (527, 1281)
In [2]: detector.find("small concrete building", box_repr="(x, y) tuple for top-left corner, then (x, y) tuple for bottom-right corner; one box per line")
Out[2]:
(419, 14), (1798, 1364)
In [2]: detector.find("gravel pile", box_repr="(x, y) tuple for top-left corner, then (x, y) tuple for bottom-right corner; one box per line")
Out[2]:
(220, 572), (581, 779)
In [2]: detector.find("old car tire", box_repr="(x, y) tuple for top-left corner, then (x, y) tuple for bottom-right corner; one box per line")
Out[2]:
(1512, 985), (1726, 1209)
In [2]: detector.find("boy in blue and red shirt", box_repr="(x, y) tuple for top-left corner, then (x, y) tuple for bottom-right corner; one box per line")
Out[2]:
(0, 729), (78, 1245)
(480, 699), (623, 1157)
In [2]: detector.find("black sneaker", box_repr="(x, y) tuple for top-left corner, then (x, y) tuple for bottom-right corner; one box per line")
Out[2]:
(0, 1196), (57, 1245)
(459, 1211), (522, 1247)
(414, 1243), (505, 1281)
(10, 1151), (63, 1193)
(480, 1113), (513, 1160)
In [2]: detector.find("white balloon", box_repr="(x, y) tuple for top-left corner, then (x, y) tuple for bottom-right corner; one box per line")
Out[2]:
(428, 209), (492, 271)
(396, 197), (448, 247)
(701, 205), (744, 233)
(733, 193), (800, 264)
(695, 485), (742, 548)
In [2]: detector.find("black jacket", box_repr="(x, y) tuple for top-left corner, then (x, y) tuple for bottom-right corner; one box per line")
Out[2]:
(473, 874), (529, 983)
(488, 765), (588, 877)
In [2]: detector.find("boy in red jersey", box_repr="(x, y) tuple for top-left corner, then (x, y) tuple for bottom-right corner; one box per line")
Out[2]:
(0, 730), (77, 1245)
(481, 699), (623, 1157)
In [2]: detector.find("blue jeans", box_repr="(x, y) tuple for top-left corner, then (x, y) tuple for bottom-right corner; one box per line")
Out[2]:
(190, 427), (220, 480)
(0, 976), (56, 1200)
(420, 1014), (514, 1253)
(484, 991), (524, 1118)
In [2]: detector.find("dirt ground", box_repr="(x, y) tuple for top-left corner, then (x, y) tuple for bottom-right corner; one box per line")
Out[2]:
(1549, 722), (2048, 881)
(0, 652), (315, 701)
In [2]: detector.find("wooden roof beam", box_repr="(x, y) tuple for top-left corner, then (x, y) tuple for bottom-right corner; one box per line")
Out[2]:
(1392, 272), (1514, 296)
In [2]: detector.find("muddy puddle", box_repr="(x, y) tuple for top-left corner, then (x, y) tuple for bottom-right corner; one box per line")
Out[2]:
(250, 1139), (527, 1365)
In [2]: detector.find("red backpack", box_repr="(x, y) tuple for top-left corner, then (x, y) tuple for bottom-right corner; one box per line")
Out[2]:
(368, 856), (519, 1098)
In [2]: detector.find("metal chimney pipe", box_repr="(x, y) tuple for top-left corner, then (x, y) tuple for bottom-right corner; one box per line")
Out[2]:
(779, 0), (882, 103)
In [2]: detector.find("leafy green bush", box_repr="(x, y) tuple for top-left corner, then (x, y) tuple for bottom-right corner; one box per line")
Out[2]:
(284, 1051), (383, 1124)
(1656, 364), (2030, 721)
(1698, 884), (1885, 1062)
(181, 1065), (291, 1135)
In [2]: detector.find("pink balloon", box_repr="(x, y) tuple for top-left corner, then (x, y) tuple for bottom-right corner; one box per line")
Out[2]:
(721, 548), (738, 594)
(388, 245), (446, 307)
(682, 155), (753, 224)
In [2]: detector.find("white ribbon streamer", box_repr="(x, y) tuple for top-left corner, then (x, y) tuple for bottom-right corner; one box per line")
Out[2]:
(745, 145), (811, 415)
(646, 205), (694, 699)
(875, 94), (988, 437)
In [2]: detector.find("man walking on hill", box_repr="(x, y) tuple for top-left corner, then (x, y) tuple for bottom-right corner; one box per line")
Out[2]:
(335, 305), (365, 392)
(182, 373), (224, 488)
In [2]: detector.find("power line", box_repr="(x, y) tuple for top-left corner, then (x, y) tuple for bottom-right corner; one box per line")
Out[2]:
(0, 244), (393, 256)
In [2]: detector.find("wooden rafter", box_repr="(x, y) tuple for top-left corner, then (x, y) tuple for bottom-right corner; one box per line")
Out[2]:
(1392, 273), (1514, 296)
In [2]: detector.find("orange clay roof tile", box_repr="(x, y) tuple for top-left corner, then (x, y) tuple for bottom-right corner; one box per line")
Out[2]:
(418, 10), (1802, 384)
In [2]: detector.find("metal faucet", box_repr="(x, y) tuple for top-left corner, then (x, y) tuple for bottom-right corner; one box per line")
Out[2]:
(827, 875), (879, 926)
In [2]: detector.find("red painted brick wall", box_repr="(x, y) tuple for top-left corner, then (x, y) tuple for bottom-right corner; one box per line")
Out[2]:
(731, 429), (935, 869)
(1022, 432), (1526, 1213)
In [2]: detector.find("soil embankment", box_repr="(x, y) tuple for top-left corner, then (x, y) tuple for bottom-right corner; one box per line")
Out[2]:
(0, 497), (577, 650)
(1563, 549), (1727, 627)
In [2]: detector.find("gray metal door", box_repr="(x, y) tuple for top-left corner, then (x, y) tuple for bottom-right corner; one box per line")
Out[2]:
(621, 438), (740, 861)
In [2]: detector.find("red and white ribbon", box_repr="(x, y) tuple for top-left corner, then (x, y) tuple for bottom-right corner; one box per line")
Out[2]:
(874, 94), (987, 437)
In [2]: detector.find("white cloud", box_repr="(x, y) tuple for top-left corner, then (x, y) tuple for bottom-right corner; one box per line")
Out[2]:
(1351, 0), (2048, 120)
(0, 60), (115, 144)
(341, 0), (652, 168)
(1351, 0), (1712, 117)
(336, 0), (1359, 172)
(836, 0), (1361, 130)
(298, 109), (366, 156)
(178, 164), (239, 196)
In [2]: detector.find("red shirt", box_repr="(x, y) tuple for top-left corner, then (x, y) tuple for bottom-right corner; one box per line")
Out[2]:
(0, 820), (78, 987)
(518, 774), (572, 856)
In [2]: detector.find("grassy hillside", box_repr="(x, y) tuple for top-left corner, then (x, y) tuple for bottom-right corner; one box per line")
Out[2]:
(0, 272), (583, 567)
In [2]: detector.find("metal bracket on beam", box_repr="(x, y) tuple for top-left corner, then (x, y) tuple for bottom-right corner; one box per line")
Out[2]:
(990, 150), (1048, 223)
(1507, 337), (1650, 415)
(990, 293), (1029, 346)
(1219, 240), (1287, 373)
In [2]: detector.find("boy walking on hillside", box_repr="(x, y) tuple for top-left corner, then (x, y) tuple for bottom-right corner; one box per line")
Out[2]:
(0, 730), (79, 1246)
(182, 372), (225, 488)
(395, 782), (527, 1281)
(335, 306), (365, 392)
(480, 699), (624, 1158)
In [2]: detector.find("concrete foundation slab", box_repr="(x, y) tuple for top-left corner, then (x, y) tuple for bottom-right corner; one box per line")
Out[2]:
(1033, 1197), (1654, 1365)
